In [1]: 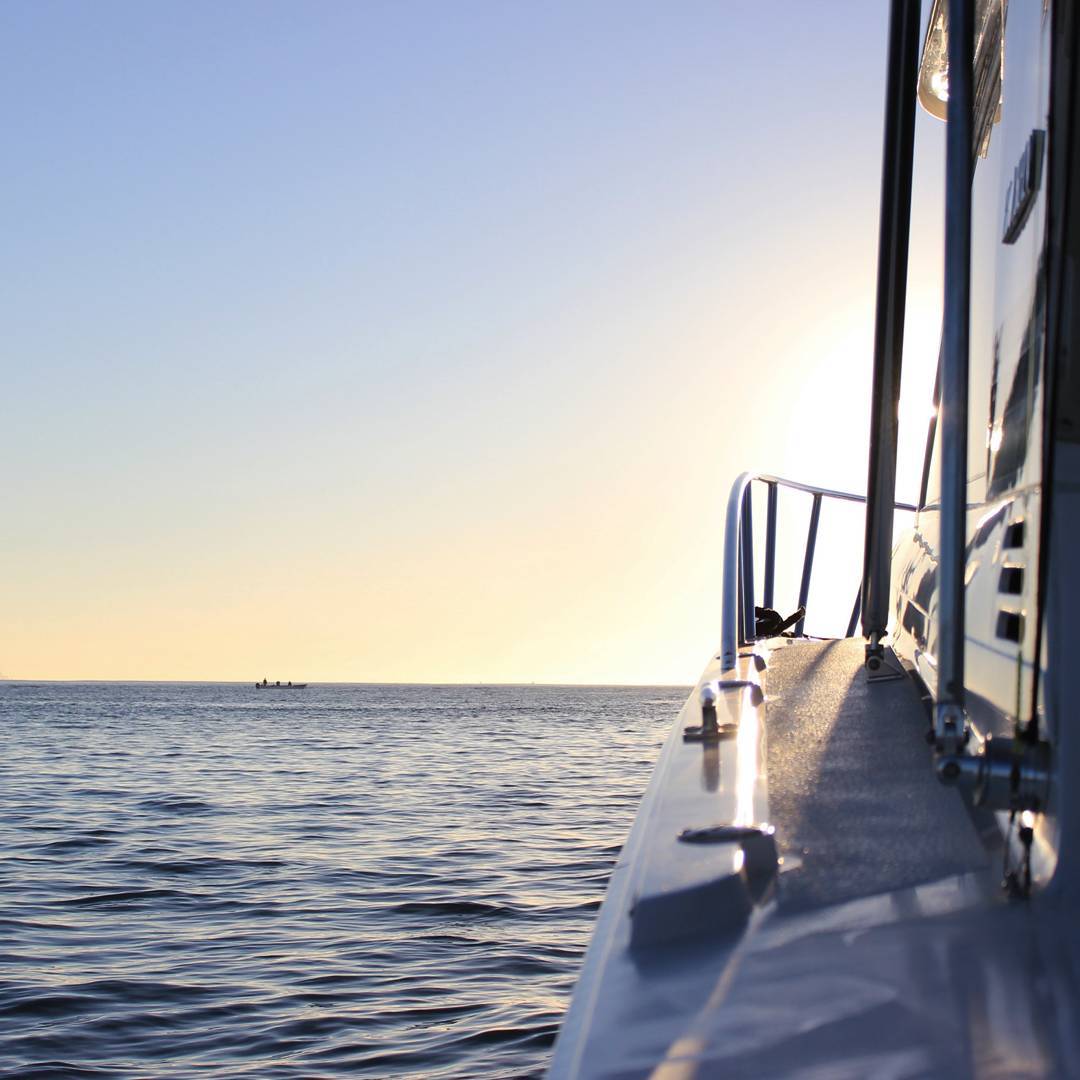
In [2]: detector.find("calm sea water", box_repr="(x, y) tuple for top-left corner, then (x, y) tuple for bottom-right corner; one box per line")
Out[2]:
(0, 682), (683, 1079)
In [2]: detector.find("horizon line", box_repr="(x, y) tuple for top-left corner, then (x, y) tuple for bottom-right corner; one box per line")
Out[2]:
(0, 677), (692, 689)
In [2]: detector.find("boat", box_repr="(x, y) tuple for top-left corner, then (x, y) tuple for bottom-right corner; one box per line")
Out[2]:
(254, 680), (308, 689)
(549, 1), (1080, 1075)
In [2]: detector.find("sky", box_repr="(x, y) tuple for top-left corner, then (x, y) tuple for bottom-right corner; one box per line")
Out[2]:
(1, 2), (947, 684)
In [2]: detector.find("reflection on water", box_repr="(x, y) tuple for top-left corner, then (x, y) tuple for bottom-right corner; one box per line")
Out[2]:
(0, 681), (680, 1078)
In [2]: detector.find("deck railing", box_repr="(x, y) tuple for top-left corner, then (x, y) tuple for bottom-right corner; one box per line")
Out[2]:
(720, 473), (916, 669)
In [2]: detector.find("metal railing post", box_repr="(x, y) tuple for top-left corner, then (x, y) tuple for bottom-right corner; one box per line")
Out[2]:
(936, 0), (974, 750)
(740, 485), (756, 645)
(846, 590), (863, 639)
(861, 0), (921, 653)
(794, 494), (823, 637)
(721, 473), (754, 669)
(763, 482), (778, 610)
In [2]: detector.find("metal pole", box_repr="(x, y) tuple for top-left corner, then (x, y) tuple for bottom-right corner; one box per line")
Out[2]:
(740, 485), (756, 644)
(763, 482), (778, 610)
(861, 0), (921, 651)
(846, 589), (863, 639)
(794, 494), (822, 637)
(936, 0), (974, 748)
(721, 473), (753, 669)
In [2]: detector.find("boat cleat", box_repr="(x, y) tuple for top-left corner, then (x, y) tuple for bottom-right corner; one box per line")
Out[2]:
(677, 824), (779, 902)
(683, 680), (760, 742)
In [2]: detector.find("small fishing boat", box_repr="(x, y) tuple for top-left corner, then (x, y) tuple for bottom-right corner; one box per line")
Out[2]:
(254, 680), (308, 689)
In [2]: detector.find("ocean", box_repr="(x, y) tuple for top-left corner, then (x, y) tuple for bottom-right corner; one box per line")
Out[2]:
(0, 681), (683, 1079)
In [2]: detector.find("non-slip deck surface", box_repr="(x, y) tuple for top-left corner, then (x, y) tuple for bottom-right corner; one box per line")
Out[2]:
(765, 638), (990, 911)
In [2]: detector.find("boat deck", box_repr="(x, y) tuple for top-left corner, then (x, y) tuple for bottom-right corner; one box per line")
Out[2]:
(766, 638), (989, 911)
(549, 638), (1080, 1078)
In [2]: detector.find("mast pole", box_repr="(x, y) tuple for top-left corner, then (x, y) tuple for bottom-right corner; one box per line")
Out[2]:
(936, 0), (974, 749)
(861, 0), (921, 659)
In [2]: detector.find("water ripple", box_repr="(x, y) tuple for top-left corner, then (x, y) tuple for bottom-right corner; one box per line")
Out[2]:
(0, 681), (679, 1078)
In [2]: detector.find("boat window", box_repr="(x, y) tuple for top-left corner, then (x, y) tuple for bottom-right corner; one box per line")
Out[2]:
(918, 0), (1006, 158)
(988, 275), (1045, 497)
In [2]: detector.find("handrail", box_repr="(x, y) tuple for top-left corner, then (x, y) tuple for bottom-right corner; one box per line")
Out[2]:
(720, 472), (917, 669)
(721, 473), (754, 668)
(751, 474), (881, 506)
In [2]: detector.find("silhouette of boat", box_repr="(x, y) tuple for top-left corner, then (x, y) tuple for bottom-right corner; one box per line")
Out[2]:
(254, 680), (308, 689)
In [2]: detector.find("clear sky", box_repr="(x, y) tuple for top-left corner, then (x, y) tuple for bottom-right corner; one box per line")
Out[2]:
(1, 2), (946, 683)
